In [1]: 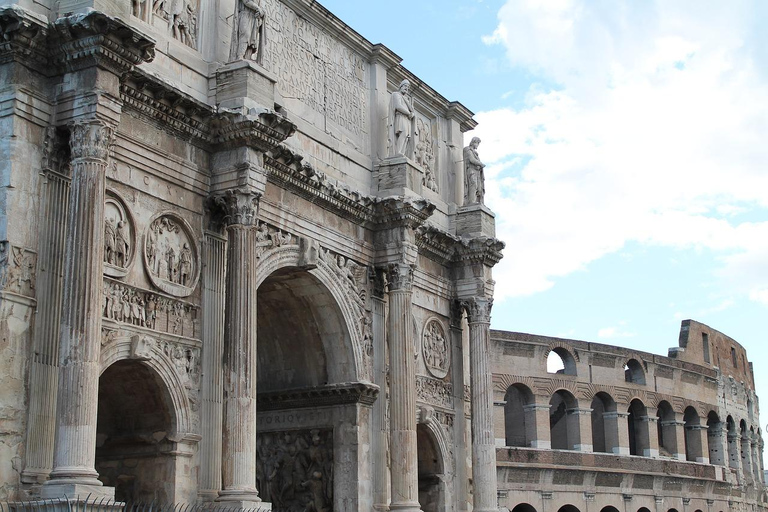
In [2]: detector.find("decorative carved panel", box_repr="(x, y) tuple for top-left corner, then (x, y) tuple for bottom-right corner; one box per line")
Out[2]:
(256, 428), (334, 511)
(0, 242), (36, 297)
(422, 317), (450, 379)
(144, 213), (200, 297)
(104, 191), (136, 278)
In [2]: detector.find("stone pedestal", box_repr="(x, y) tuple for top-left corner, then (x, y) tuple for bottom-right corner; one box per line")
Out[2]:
(464, 297), (498, 512)
(387, 263), (421, 512)
(376, 156), (424, 196)
(217, 190), (262, 504)
(456, 204), (495, 238)
(216, 59), (278, 114)
(44, 121), (114, 495)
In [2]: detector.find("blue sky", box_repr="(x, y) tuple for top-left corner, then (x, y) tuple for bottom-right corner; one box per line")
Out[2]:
(319, 0), (768, 434)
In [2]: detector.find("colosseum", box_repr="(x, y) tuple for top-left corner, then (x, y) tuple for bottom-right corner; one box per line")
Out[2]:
(0, 0), (763, 511)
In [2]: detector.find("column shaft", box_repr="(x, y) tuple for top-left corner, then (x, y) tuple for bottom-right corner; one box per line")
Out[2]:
(524, 403), (551, 449)
(44, 122), (114, 496)
(219, 223), (261, 502)
(466, 298), (497, 512)
(372, 285), (390, 509)
(388, 264), (420, 511)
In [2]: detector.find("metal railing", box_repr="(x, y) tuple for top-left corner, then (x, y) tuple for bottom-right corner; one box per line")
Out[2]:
(0, 496), (270, 512)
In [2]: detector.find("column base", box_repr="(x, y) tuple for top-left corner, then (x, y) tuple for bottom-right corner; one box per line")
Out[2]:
(389, 503), (422, 512)
(40, 482), (115, 500)
(216, 490), (269, 509)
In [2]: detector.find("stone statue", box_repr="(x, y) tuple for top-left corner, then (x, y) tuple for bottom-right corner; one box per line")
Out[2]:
(388, 79), (414, 157)
(463, 136), (485, 205)
(104, 218), (117, 265)
(116, 221), (130, 267)
(229, 0), (266, 63)
(179, 242), (192, 286)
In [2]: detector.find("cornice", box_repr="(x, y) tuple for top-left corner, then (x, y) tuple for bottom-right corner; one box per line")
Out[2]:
(120, 69), (213, 143)
(0, 5), (49, 70)
(264, 145), (377, 224)
(257, 382), (379, 411)
(454, 235), (505, 267)
(211, 108), (296, 153)
(416, 223), (505, 268)
(50, 11), (155, 73)
(416, 224), (462, 264)
(372, 196), (436, 230)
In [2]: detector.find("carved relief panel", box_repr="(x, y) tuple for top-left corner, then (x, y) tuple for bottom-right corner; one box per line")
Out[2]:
(415, 115), (438, 192)
(104, 191), (136, 278)
(422, 317), (450, 379)
(144, 213), (200, 297)
(256, 428), (334, 511)
(0, 242), (36, 297)
(132, 0), (198, 50)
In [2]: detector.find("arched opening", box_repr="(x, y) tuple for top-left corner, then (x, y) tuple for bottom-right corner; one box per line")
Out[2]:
(511, 505), (538, 512)
(668, 509), (680, 512)
(591, 392), (617, 453)
(96, 360), (179, 502)
(417, 424), (445, 512)
(628, 399), (650, 456)
(657, 401), (677, 458)
(740, 419), (752, 475)
(624, 359), (645, 385)
(600, 507), (620, 512)
(547, 347), (576, 375)
(557, 506), (581, 512)
(637, 508), (652, 512)
(707, 411), (724, 465)
(550, 390), (580, 450)
(505, 384), (534, 447)
(684, 406), (703, 462)
(254, 267), (362, 510)
(727, 416), (739, 469)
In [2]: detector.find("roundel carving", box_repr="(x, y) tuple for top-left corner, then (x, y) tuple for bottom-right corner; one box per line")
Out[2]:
(143, 213), (200, 297)
(422, 318), (450, 379)
(103, 190), (136, 278)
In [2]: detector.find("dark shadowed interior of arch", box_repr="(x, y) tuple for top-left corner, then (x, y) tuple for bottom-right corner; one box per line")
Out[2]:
(557, 505), (581, 512)
(257, 268), (355, 393)
(512, 504), (538, 512)
(417, 424), (444, 512)
(600, 507), (620, 512)
(96, 360), (176, 502)
(591, 392), (617, 453)
(505, 384), (533, 447)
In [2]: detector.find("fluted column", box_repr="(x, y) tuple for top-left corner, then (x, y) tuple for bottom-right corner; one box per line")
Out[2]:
(43, 121), (114, 497)
(464, 297), (498, 512)
(372, 270), (391, 510)
(387, 263), (421, 512)
(216, 189), (262, 505)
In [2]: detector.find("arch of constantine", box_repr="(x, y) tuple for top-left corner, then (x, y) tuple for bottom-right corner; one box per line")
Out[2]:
(0, 0), (764, 511)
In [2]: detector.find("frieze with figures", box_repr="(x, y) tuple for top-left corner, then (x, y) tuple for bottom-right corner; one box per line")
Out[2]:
(416, 375), (453, 409)
(422, 318), (450, 379)
(0, 242), (36, 297)
(103, 191), (136, 278)
(103, 278), (199, 339)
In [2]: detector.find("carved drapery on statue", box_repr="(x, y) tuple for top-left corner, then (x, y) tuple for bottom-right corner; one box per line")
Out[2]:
(229, 0), (266, 63)
(256, 429), (333, 511)
(463, 136), (485, 205)
(388, 79), (415, 158)
(144, 213), (200, 297)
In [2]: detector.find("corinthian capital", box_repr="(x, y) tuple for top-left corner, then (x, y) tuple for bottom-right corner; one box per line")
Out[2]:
(212, 188), (261, 226)
(461, 297), (493, 324)
(386, 262), (413, 292)
(69, 121), (114, 162)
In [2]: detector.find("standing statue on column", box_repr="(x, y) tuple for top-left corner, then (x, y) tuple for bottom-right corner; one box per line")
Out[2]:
(463, 136), (485, 205)
(229, 0), (266, 63)
(388, 79), (415, 157)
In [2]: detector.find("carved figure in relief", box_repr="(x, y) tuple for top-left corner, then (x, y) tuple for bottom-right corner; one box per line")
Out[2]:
(229, 0), (265, 63)
(0, 242), (7, 290)
(104, 218), (117, 265)
(132, 0), (148, 20)
(116, 221), (130, 267)
(388, 79), (415, 157)
(463, 136), (485, 205)
(172, 1), (197, 49)
(179, 243), (192, 286)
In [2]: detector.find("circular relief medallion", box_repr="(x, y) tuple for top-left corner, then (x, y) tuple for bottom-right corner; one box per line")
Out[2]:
(143, 213), (199, 297)
(103, 191), (136, 278)
(422, 318), (450, 379)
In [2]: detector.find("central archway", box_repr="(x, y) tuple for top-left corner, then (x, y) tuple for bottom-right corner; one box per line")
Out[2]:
(253, 263), (373, 511)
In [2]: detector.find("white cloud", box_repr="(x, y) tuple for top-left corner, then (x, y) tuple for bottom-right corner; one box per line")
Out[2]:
(476, 0), (768, 302)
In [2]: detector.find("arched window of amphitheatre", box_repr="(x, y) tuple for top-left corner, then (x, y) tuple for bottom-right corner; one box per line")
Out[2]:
(657, 401), (677, 457)
(550, 390), (581, 450)
(684, 406), (703, 462)
(624, 358), (645, 385)
(707, 411), (724, 466)
(511, 504), (538, 512)
(557, 506), (581, 512)
(504, 384), (534, 447)
(591, 392), (618, 453)
(600, 507), (620, 512)
(547, 347), (577, 375)
(628, 399), (650, 456)
(637, 508), (652, 512)
(740, 419), (751, 474)
(667, 509), (680, 512)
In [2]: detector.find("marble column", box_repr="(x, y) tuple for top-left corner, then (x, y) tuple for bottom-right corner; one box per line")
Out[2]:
(387, 263), (421, 512)
(216, 189), (262, 506)
(43, 121), (114, 498)
(372, 270), (391, 510)
(464, 297), (498, 512)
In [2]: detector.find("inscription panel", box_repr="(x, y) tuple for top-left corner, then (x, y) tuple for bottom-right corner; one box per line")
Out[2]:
(261, 0), (370, 141)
